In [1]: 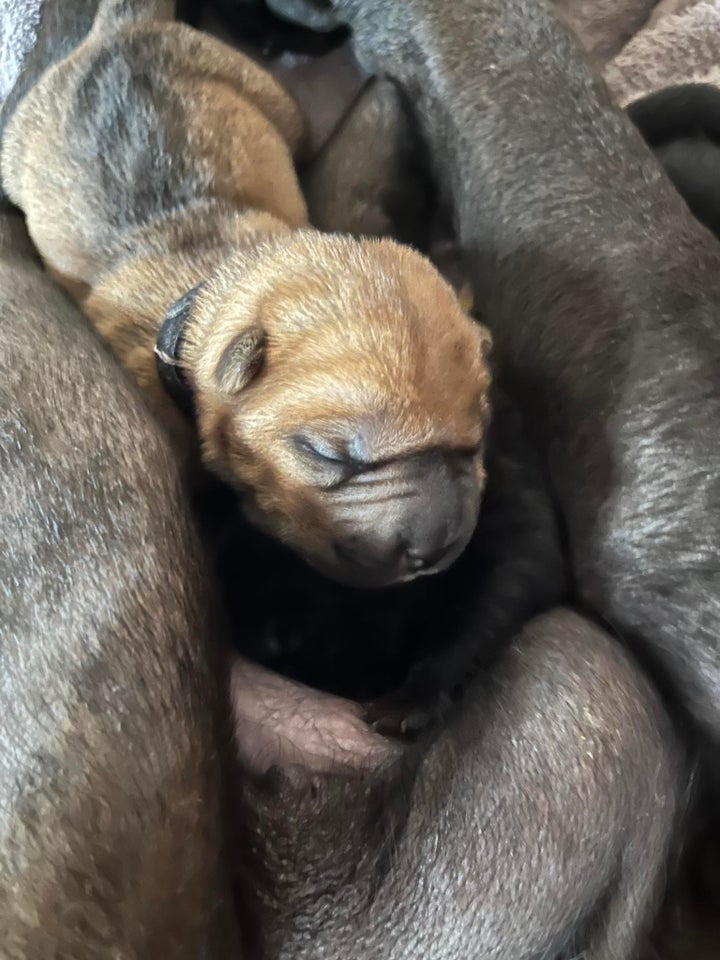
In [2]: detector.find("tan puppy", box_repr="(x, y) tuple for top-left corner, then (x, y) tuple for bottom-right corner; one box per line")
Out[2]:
(1, 5), (491, 589)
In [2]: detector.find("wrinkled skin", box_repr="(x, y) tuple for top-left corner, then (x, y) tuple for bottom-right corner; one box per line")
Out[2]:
(326, 0), (720, 745)
(0, 3), (692, 959)
(0, 201), (685, 960)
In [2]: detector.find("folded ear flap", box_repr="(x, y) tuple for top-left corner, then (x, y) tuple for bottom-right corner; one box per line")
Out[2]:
(155, 280), (208, 420)
(477, 323), (492, 359)
(215, 325), (267, 396)
(162, 281), (208, 345)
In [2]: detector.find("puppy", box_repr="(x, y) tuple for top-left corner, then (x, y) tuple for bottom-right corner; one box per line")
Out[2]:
(235, 609), (685, 960)
(0, 205), (241, 957)
(200, 379), (566, 733)
(1, 3), (490, 595)
(0, 1), (503, 732)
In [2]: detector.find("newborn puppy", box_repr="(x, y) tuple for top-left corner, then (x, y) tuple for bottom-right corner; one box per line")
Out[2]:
(0, 206), (241, 958)
(200, 381), (565, 733)
(232, 609), (685, 960)
(1, 0), (490, 595)
(1, 0), (497, 733)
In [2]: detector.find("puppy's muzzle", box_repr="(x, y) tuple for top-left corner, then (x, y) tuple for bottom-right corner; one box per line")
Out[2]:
(334, 529), (464, 585)
(328, 449), (481, 589)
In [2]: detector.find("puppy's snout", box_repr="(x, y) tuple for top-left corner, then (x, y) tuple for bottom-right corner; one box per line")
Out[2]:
(334, 520), (466, 588)
(334, 532), (405, 573)
(331, 450), (481, 588)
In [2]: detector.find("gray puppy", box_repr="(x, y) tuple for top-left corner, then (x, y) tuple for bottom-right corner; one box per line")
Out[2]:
(0, 209), (241, 957)
(326, 0), (720, 743)
(236, 608), (684, 960)
(0, 3), (688, 958)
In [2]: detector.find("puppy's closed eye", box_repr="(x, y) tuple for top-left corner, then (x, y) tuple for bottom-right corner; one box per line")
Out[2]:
(293, 434), (351, 465)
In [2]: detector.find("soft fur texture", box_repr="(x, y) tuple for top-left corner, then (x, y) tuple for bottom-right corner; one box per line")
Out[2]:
(328, 0), (720, 745)
(237, 608), (684, 960)
(0, 0), (518, 727)
(0, 206), (682, 954)
(0, 3), (693, 957)
(0, 208), (241, 957)
(0, 0), (492, 599)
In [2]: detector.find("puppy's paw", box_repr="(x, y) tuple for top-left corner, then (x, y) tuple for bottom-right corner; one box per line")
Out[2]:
(364, 683), (453, 740)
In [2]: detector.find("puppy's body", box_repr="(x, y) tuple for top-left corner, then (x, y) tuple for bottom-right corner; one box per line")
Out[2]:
(0, 208), (241, 957)
(1, 3), (511, 725)
(237, 608), (685, 960)
(332, 0), (720, 742)
(2, 13), (306, 439)
(1, 2), (490, 576)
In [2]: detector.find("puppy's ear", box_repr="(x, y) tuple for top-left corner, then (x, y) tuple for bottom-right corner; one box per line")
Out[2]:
(215, 326), (267, 396)
(165, 281), (207, 334)
(156, 281), (209, 420)
(477, 323), (492, 359)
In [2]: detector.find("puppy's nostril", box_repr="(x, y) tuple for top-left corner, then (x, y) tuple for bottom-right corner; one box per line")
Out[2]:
(405, 548), (431, 571)
(407, 539), (460, 572)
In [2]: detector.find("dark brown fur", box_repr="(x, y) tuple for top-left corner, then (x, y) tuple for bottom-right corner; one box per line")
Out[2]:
(0, 208), (241, 957)
(0, 3), (691, 957)
(232, 608), (685, 960)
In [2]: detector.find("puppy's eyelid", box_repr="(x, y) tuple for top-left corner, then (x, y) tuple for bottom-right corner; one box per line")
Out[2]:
(292, 434), (347, 464)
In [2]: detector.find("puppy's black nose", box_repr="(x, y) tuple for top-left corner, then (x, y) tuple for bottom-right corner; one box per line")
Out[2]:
(333, 525), (463, 587)
(404, 541), (458, 573)
(334, 533), (405, 572)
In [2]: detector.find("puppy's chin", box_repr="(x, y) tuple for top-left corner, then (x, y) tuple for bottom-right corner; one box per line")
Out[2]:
(302, 551), (450, 590)
(303, 554), (411, 590)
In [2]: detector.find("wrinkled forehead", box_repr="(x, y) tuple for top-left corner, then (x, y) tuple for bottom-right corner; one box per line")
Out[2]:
(245, 348), (488, 455)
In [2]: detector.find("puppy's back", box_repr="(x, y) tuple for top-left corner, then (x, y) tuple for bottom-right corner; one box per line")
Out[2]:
(1, 17), (306, 286)
(0, 211), (240, 957)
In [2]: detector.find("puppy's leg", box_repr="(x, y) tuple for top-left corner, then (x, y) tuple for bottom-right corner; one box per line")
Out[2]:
(235, 609), (685, 959)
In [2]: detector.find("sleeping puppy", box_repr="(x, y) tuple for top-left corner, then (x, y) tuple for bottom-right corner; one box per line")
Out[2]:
(327, 0), (720, 743)
(0, 0), (490, 596)
(1, 0), (500, 732)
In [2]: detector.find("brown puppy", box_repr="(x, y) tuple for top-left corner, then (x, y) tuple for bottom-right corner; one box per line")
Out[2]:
(0, 0), (491, 592)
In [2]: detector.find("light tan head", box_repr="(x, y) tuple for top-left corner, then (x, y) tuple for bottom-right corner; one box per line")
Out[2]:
(180, 233), (492, 588)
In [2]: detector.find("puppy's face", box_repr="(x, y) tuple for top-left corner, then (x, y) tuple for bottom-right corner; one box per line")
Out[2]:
(185, 235), (491, 588)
